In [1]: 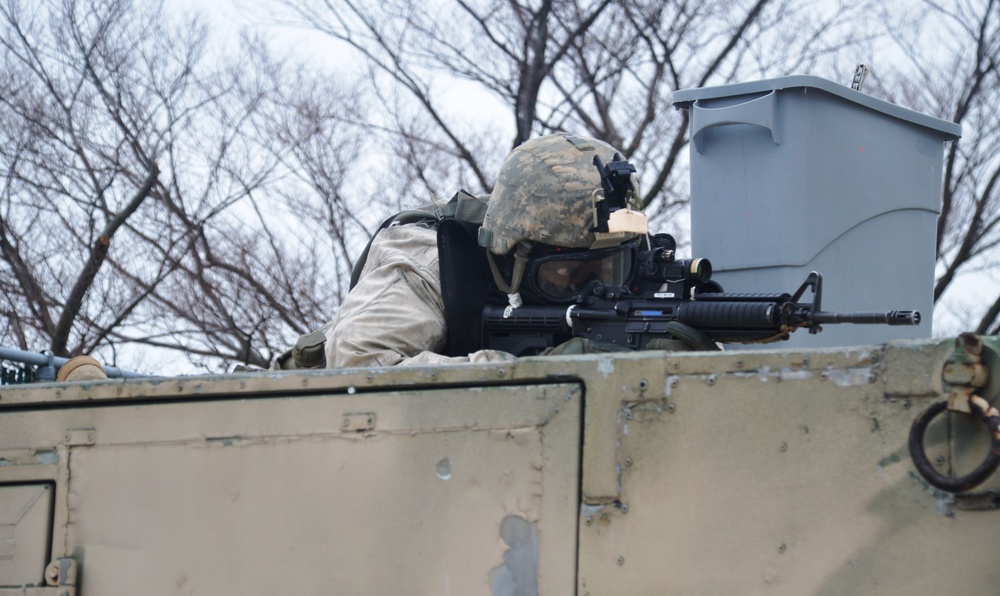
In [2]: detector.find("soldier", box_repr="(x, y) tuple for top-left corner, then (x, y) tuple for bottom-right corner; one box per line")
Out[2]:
(319, 132), (648, 369)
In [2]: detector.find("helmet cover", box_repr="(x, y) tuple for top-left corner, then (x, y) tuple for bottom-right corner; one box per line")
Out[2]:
(480, 133), (643, 255)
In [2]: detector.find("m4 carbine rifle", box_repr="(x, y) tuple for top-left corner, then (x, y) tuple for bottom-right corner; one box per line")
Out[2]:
(482, 234), (920, 356)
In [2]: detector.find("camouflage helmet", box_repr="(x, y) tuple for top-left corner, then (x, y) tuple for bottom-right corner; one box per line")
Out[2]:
(478, 133), (644, 255)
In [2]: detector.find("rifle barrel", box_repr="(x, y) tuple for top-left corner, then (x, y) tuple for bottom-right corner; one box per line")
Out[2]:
(811, 310), (921, 326)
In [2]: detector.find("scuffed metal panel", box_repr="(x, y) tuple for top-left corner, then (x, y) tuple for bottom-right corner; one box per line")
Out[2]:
(3, 338), (1000, 593)
(0, 383), (581, 595)
(576, 343), (1000, 595)
(489, 515), (538, 596)
(0, 484), (52, 586)
(882, 338), (952, 397)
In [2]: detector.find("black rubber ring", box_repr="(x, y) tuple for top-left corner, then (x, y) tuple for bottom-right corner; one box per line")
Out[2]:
(908, 399), (1000, 493)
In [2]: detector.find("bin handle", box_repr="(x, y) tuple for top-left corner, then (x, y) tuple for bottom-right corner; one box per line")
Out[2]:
(690, 90), (780, 154)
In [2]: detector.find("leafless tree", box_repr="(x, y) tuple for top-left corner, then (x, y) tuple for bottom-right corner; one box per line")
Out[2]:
(873, 0), (1000, 334)
(0, 0), (172, 360)
(933, 0), (1000, 335)
(0, 0), (368, 372)
(267, 0), (884, 235)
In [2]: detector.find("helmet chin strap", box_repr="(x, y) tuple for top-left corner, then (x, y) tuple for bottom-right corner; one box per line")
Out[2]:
(486, 240), (533, 312)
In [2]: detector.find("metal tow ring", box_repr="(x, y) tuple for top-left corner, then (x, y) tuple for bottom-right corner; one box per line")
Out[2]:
(908, 394), (1000, 493)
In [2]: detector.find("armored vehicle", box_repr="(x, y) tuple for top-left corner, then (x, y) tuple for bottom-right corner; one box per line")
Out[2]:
(2, 74), (991, 595)
(1, 335), (999, 594)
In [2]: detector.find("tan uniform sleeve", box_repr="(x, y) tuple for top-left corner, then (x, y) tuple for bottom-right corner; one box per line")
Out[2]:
(324, 224), (515, 369)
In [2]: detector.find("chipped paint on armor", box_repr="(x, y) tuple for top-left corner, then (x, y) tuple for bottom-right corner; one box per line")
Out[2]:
(490, 515), (539, 596)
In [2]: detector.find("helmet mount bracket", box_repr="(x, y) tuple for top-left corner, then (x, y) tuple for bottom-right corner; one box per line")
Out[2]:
(590, 154), (648, 248)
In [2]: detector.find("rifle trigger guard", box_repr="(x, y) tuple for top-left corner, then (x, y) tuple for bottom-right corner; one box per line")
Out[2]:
(908, 395), (1000, 493)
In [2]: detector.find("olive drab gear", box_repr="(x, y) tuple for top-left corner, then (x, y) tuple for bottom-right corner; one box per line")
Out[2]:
(270, 322), (332, 370)
(478, 133), (645, 256)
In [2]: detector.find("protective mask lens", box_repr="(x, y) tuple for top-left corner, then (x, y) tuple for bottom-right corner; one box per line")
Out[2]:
(530, 244), (635, 302)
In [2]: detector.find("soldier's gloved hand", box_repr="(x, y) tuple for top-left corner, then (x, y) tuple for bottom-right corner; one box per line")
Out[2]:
(646, 322), (721, 352)
(540, 337), (633, 356)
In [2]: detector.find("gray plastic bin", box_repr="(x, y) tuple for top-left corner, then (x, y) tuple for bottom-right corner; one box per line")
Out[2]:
(671, 75), (961, 348)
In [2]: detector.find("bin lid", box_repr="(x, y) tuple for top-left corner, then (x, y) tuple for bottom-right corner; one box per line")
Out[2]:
(671, 75), (961, 140)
